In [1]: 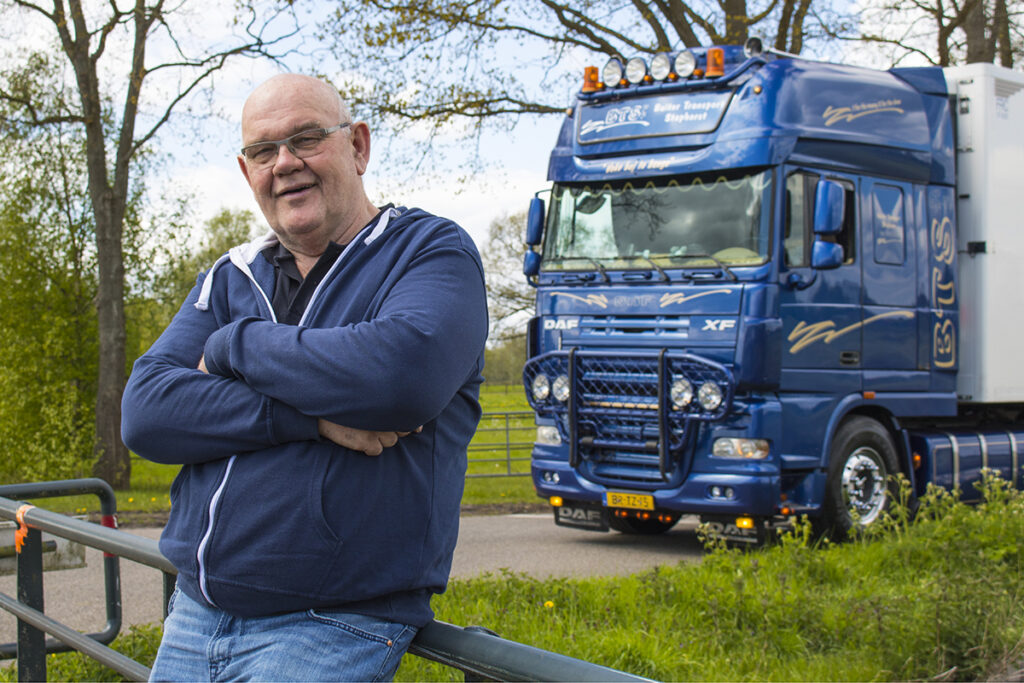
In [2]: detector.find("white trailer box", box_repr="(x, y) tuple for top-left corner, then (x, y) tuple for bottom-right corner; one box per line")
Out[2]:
(944, 63), (1024, 404)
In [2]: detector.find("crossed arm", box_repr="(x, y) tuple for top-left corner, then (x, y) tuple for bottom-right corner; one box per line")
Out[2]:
(194, 353), (413, 456)
(122, 243), (487, 465)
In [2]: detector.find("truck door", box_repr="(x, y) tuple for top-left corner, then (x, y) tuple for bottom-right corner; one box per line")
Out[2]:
(860, 179), (921, 390)
(779, 169), (862, 396)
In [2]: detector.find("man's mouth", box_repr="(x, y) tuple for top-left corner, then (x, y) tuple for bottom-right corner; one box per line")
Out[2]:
(277, 182), (316, 198)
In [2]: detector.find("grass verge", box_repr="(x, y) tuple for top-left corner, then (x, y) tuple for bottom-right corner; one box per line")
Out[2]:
(9, 476), (1024, 682)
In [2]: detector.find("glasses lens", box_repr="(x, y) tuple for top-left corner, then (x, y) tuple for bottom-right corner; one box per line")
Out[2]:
(245, 143), (278, 164)
(288, 129), (328, 155)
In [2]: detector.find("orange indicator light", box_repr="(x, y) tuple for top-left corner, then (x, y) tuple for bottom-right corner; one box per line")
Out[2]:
(582, 66), (601, 93)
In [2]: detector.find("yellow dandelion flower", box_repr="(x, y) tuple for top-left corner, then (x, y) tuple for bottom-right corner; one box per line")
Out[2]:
(544, 601), (554, 609)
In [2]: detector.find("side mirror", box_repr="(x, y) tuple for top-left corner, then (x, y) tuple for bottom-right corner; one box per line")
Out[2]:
(813, 180), (844, 236)
(523, 250), (541, 277)
(526, 197), (545, 246)
(810, 240), (844, 270)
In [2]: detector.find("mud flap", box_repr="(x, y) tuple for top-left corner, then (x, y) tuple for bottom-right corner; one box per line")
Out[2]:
(699, 515), (767, 545)
(553, 503), (609, 532)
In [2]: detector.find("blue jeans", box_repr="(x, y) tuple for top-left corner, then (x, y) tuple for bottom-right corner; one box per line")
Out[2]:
(150, 588), (418, 682)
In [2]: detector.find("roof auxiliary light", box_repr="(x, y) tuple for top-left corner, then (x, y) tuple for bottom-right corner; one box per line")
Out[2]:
(602, 58), (624, 88)
(674, 50), (696, 78)
(706, 47), (725, 77)
(625, 57), (647, 84)
(650, 53), (672, 81)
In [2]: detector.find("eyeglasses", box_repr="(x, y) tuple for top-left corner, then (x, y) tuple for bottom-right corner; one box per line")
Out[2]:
(240, 123), (351, 167)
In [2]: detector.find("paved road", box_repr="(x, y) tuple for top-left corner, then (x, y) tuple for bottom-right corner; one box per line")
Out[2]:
(0, 514), (706, 643)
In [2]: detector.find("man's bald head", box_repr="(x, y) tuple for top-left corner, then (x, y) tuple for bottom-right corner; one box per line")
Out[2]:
(241, 74), (350, 143)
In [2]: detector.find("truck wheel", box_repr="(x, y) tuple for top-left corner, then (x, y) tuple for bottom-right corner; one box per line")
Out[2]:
(820, 416), (899, 541)
(608, 515), (678, 535)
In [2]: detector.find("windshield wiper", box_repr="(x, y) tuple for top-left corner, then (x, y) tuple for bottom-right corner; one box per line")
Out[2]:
(664, 252), (738, 281)
(553, 256), (611, 283)
(625, 255), (670, 282)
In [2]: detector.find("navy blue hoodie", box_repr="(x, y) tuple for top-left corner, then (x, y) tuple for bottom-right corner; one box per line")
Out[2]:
(122, 207), (487, 626)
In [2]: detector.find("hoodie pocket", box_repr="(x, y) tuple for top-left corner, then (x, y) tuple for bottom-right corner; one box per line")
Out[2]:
(201, 444), (343, 600)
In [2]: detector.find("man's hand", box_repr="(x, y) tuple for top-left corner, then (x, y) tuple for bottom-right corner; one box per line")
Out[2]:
(317, 419), (420, 456)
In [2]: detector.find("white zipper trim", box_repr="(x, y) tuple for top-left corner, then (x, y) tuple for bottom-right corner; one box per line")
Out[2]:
(297, 208), (396, 327)
(229, 247), (278, 323)
(197, 454), (236, 606)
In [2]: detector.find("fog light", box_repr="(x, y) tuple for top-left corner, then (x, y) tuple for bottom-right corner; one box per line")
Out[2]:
(709, 486), (735, 500)
(536, 425), (561, 445)
(531, 374), (550, 402)
(670, 377), (693, 409)
(698, 382), (723, 411)
(552, 374), (571, 402)
(541, 471), (561, 484)
(713, 438), (770, 459)
(736, 516), (755, 529)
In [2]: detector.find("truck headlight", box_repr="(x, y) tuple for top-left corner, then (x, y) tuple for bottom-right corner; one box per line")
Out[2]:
(536, 426), (561, 445)
(713, 438), (770, 459)
(531, 374), (550, 402)
(552, 374), (571, 402)
(698, 382), (723, 411)
(670, 378), (693, 409)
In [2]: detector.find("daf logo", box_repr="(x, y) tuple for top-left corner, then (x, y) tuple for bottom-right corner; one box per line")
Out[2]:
(702, 319), (736, 331)
(558, 507), (603, 523)
(543, 318), (580, 331)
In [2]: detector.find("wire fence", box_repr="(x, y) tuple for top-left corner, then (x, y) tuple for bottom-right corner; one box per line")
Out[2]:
(467, 411), (534, 478)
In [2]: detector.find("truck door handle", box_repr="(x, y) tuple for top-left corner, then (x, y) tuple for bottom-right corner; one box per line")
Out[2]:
(840, 351), (860, 366)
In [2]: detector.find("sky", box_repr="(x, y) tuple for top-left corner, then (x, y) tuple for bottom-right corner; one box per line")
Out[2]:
(153, 8), (572, 252)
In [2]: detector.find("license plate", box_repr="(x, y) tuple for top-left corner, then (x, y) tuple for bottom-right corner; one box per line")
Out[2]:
(605, 491), (654, 510)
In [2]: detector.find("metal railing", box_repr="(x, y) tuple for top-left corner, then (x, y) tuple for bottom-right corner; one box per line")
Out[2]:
(0, 479), (650, 682)
(469, 411), (534, 478)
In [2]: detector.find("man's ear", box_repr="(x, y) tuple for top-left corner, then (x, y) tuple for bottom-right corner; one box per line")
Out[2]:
(237, 155), (253, 187)
(350, 122), (371, 176)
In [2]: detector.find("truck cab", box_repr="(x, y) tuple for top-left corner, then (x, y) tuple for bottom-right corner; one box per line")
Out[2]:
(522, 43), (1024, 541)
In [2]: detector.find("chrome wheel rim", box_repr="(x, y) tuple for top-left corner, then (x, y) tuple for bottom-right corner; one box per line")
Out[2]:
(841, 447), (887, 525)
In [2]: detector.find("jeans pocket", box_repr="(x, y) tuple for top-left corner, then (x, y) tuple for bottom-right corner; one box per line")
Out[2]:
(304, 610), (417, 681)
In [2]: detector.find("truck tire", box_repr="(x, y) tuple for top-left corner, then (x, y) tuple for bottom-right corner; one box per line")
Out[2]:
(820, 416), (900, 541)
(608, 515), (678, 535)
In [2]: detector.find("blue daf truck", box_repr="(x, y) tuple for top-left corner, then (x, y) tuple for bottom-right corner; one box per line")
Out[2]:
(521, 40), (1024, 542)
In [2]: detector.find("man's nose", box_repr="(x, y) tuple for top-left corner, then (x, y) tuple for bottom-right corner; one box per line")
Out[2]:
(272, 144), (304, 173)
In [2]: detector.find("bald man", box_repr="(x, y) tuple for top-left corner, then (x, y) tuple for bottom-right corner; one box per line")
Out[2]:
(122, 74), (488, 681)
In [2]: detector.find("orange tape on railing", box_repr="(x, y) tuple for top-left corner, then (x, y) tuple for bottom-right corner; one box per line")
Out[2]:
(14, 504), (35, 554)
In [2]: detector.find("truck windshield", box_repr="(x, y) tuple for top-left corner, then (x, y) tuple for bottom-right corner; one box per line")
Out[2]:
(542, 171), (772, 270)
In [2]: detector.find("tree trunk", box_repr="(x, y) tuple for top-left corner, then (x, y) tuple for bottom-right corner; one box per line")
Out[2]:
(723, 0), (749, 45)
(92, 208), (130, 489)
(965, 0), (992, 63)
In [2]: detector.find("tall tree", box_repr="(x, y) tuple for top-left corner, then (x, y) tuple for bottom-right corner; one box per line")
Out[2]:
(0, 0), (296, 488)
(322, 0), (819, 159)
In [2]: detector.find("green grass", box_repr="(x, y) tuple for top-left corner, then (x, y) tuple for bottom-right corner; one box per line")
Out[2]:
(11, 478), (1024, 682)
(22, 382), (537, 516)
